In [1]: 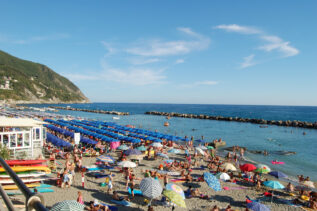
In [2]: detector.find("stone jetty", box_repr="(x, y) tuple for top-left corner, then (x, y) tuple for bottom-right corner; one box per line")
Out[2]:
(145, 111), (317, 129)
(50, 106), (129, 115)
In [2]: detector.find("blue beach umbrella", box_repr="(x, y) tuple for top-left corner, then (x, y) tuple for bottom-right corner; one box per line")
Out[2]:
(168, 149), (180, 154)
(124, 149), (142, 156)
(136, 145), (147, 151)
(263, 181), (285, 189)
(247, 201), (270, 211)
(117, 144), (129, 150)
(97, 155), (114, 163)
(203, 172), (221, 191)
(268, 171), (288, 179)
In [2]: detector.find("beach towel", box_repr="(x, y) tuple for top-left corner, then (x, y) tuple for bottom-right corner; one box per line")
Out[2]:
(128, 187), (143, 196)
(101, 203), (118, 211)
(170, 178), (186, 183)
(110, 199), (131, 206)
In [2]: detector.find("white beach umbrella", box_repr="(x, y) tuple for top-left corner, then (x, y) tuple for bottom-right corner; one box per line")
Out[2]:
(198, 146), (208, 150)
(222, 163), (237, 171)
(303, 181), (315, 188)
(216, 172), (231, 181)
(151, 142), (163, 148)
(117, 161), (136, 168)
(195, 147), (205, 155)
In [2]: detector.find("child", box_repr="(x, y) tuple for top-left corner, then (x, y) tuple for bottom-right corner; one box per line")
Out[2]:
(77, 191), (84, 204)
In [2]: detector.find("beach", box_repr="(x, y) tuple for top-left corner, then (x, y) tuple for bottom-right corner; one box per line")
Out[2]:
(12, 153), (304, 211)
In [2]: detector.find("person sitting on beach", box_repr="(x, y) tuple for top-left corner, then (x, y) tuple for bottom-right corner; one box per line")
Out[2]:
(225, 205), (233, 211)
(310, 198), (317, 209)
(286, 182), (295, 192)
(297, 175), (305, 183)
(163, 174), (169, 186)
(210, 205), (220, 211)
(185, 172), (193, 182)
(112, 191), (130, 201)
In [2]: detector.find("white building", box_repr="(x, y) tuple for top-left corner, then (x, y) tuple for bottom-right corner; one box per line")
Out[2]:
(0, 117), (47, 159)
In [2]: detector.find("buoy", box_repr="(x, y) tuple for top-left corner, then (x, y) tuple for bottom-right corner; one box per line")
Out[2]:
(164, 122), (169, 127)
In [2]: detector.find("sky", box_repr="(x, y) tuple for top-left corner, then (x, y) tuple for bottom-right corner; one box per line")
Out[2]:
(1, 1), (316, 106)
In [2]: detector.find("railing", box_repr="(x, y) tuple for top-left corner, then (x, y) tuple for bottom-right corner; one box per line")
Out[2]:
(0, 157), (48, 211)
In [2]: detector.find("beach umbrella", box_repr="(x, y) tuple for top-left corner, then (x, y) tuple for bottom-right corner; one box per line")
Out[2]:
(240, 163), (257, 172)
(247, 201), (270, 211)
(222, 163), (237, 171)
(168, 149), (180, 154)
(140, 177), (163, 200)
(303, 181), (315, 188)
(198, 146), (208, 150)
(96, 155), (114, 163)
(263, 180), (285, 190)
(268, 171), (287, 179)
(255, 168), (270, 174)
(124, 149), (142, 156)
(136, 145), (147, 151)
(117, 161), (136, 168)
(195, 147), (205, 155)
(51, 200), (85, 211)
(152, 139), (162, 143)
(215, 172), (230, 181)
(166, 183), (185, 199)
(163, 190), (186, 208)
(157, 153), (169, 159)
(151, 142), (163, 148)
(257, 164), (271, 171)
(203, 172), (221, 191)
(117, 145), (129, 150)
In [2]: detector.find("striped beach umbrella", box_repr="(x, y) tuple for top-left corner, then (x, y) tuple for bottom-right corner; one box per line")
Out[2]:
(140, 177), (162, 199)
(203, 172), (221, 191)
(96, 155), (114, 163)
(117, 161), (136, 168)
(51, 200), (85, 211)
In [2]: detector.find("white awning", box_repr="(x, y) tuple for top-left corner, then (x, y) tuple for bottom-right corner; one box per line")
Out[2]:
(0, 117), (46, 127)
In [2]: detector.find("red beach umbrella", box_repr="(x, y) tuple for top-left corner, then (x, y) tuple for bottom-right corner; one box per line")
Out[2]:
(240, 163), (257, 172)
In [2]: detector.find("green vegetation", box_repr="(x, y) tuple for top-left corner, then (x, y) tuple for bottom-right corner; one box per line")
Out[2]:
(0, 143), (10, 160)
(0, 50), (89, 103)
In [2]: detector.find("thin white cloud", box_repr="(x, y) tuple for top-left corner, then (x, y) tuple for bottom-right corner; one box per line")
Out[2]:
(215, 24), (261, 34)
(126, 28), (210, 57)
(128, 57), (161, 65)
(66, 60), (166, 86)
(259, 35), (299, 57)
(175, 59), (185, 64)
(240, 54), (256, 69)
(101, 41), (116, 56)
(179, 80), (219, 88)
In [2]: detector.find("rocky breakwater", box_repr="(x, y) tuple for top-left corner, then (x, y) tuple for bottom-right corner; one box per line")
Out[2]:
(145, 111), (317, 129)
(50, 106), (129, 115)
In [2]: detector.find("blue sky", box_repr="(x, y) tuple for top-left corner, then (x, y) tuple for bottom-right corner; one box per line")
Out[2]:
(1, 1), (316, 105)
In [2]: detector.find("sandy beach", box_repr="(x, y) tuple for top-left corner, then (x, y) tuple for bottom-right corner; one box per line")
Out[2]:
(10, 151), (306, 211)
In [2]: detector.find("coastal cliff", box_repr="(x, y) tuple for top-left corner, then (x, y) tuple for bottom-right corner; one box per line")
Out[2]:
(0, 50), (89, 104)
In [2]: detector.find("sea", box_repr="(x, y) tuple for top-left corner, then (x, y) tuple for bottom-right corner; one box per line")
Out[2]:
(28, 103), (317, 181)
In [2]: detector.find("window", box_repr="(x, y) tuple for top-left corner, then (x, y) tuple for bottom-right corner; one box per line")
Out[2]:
(36, 128), (40, 139)
(17, 133), (23, 147)
(3, 135), (8, 146)
(10, 134), (16, 148)
(24, 133), (30, 147)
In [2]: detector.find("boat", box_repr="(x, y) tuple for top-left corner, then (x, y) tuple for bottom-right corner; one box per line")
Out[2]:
(0, 172), (46, 178)
(164, 122), (169, 127)
(5, 160), (47, 166)
(112, 117), (120, 120)
(0, 177), (51, 185)
(0, 166), (51, 174)
(2, 183), (41, 190)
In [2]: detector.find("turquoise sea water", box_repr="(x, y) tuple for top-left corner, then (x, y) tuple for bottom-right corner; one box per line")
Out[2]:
(29, 103), (317, 181)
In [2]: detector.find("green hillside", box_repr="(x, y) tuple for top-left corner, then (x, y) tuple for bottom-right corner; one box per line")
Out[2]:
(0, 50), (89, 103)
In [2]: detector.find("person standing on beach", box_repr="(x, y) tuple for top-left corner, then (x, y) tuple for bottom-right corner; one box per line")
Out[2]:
(77, 191), (84, 204)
